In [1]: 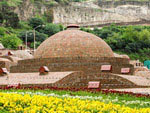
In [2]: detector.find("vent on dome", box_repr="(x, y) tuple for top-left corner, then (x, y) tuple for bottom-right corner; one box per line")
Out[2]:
(67, 24), (79, 30)
(39, 66), (49, 75)
(0, 68), (9, 76)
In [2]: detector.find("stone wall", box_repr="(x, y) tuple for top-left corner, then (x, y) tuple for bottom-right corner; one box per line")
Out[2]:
(10, 57), (134, 75)
(54, 72), (138, 89)
(0, 71), (140, 89)
(0, 61), (16, 71)
(3, 72), (138, 89)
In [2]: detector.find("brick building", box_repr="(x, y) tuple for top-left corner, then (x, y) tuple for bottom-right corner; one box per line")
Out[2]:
(0, 25), (149, 89)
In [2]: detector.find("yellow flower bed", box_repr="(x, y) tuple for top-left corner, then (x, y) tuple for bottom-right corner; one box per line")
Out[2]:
(0, 93), (149, 113)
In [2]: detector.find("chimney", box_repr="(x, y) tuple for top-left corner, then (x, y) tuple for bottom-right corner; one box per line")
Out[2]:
(67, 24), (80, 30)
(8, 51), (14, 56)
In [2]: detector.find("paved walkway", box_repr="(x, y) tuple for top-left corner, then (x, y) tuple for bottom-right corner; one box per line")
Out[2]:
(0, 72), (73, 86)
(114, 88), (150, 94)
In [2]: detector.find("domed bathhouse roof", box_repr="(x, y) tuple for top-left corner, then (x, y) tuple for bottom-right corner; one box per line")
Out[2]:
(9, 25), (142, 89)
(34, 29), (114, 58)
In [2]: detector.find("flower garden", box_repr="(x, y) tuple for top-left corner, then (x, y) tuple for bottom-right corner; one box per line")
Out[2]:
(0, 87), (150, 113)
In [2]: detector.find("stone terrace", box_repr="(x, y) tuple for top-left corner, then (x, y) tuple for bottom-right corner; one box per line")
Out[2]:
(10, 57), (134, 75)
(0, 72), (74, 86)
(0, 72), (149, 89)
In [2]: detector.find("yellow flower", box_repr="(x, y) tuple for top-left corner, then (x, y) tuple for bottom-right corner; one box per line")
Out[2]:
(0, 92), (149, 113)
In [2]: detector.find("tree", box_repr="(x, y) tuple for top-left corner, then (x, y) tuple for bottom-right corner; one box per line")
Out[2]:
(139, 29), (150, 41)
(0, 34), (22, 49)
(28, 18), (44, 29)
(19, 30), (48, 43)
(30, 41), (41, 48)
(3, 11), (19, 28)
(40, 23), (63, 37)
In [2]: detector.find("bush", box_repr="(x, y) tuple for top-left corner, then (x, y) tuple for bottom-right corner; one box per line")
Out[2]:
(0, 27), (6, 37)
(30, 41), (41, 48)
(43, 9), (54, 23)
(0, 34), (22, 49)
(18, 21), (32, 30)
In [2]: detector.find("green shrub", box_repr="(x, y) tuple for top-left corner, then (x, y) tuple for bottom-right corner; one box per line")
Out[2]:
(0, 34), (22, 49)
(30, 41), (41, 48)
(43, 9), (54, 23)
(28, 17), (44, 29)
(18, 21), (32, 30)
(0, 27), (6, 37)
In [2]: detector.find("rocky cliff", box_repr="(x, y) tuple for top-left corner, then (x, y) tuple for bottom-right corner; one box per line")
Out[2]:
(13, 0), (150, 26)
(14, 0), (47, 21)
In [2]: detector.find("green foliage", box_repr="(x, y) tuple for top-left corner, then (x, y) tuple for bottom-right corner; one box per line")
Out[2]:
(0, 27), (6, 37)
(28, 17), (45, 29)
(18, 21), (32, 30)
(139, 29), (150, 41)
(0, 0), (18, 7)
(43, 9), (54, 23)
(81, 25), (150, 62)
(30, 41), (41, 48)
(0, 1), (20, 28)
(0, 34), (22, 49)
(19, 30), (48, 48)
(3, 12), (19, 28)
(0, 12), (3, 24)
(0, 0), (22, 7)
(40, 23), (63, 37)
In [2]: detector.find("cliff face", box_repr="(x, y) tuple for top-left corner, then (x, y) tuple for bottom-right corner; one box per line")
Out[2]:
(14, 0), (47, 21)
(53, 1), (150, 26)
(13, 0), (150, 26)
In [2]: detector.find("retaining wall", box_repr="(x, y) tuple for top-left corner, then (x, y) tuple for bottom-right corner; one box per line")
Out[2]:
(10, 57), (134, 75)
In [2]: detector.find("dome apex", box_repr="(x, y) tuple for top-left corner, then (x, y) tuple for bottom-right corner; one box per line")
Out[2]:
(67, 24), (79, 29)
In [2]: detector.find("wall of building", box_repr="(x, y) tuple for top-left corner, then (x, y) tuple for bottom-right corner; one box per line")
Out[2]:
(10, 57), (134, 75)
(0, 61), (16, 71)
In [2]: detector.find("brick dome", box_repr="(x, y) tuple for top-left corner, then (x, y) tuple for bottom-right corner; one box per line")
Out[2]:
(34, 29), (114, 58)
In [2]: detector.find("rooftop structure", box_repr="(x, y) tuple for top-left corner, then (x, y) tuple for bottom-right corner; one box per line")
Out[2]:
(34, 29), (114, 58)
(0, 25), (149, 89)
